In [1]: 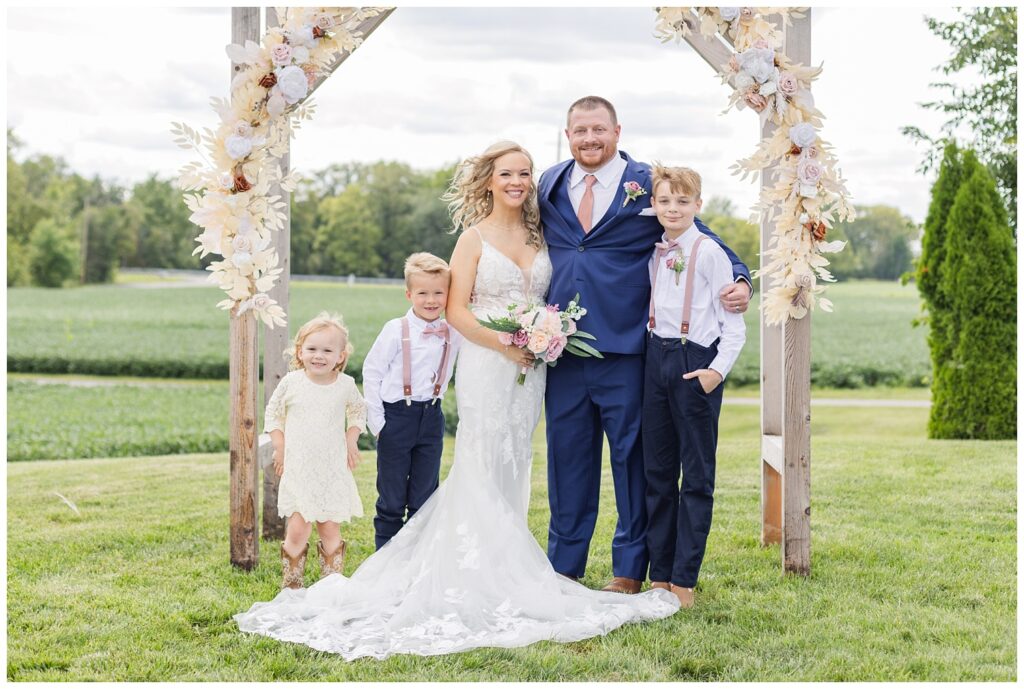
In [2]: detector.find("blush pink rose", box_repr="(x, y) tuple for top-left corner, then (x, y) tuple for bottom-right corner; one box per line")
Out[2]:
(564, 319), (577, 335)
(527, 331), (550, 354)
(546, 335), (566, 362)
(271, 43), (292, 66)
(498, 332), (514, 346)
(512, 329), (530, 347)
(777, 71), (799, 96)
(797, 157), (824, 185)
(743, 91), (768, 112)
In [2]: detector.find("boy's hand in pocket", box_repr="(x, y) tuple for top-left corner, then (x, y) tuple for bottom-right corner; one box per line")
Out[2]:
(683, 368), (723, 394)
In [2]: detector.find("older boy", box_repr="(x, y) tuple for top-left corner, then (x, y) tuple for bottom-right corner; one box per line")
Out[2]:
(642, 165), (745, 608)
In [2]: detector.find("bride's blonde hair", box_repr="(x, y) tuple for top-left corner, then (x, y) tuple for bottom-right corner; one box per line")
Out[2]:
(442, 140), (543, 249)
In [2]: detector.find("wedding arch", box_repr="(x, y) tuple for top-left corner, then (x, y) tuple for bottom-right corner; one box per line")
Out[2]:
(174, 6), (853, 577)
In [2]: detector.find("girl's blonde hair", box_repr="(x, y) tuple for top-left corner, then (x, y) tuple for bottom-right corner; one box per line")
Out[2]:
(287, 311), (353, 372)
(442, 140), (543, 249)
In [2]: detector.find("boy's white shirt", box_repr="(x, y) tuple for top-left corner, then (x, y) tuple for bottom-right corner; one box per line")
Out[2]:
(647, 223), (746, 379)
(362, 308), (463, 436)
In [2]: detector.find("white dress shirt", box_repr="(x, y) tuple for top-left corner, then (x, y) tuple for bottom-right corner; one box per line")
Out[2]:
(648, 225), (746, 379)
(568, 153), (628, 230)
(362, 309), (463, 436)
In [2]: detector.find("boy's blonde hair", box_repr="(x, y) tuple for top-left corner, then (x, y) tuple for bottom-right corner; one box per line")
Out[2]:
(288, 311), (353, 372)
(404, 252), (451, 289)
(650, 164), (703, 200)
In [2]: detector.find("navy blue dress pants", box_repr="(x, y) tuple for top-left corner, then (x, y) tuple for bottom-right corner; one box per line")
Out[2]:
(374, 400), (444, 550)
(642, 333), (723, 588)
(545, 352), (649, 580)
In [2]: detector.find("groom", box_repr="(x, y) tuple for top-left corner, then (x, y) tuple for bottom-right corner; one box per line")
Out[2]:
(539, 96), (751, 593)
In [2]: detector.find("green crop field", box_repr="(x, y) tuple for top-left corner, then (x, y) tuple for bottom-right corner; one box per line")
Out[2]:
(8, 280), (929, 387)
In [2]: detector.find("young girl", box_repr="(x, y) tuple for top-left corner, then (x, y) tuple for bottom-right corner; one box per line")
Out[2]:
(265, 312), (367, 589)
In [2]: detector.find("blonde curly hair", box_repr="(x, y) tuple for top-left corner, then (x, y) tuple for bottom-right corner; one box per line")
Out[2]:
(287, 311), (354, 372)
(442, 140), (543, 249)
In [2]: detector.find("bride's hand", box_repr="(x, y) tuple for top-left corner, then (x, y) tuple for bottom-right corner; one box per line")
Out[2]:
(502, 344), (535, 367)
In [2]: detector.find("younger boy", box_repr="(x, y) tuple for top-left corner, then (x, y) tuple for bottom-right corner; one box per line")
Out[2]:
(362, 252), (463, 550)
(642, 165), (746, 608)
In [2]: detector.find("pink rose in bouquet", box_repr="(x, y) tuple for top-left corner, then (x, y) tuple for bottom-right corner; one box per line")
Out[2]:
(476, 293), (603, 384)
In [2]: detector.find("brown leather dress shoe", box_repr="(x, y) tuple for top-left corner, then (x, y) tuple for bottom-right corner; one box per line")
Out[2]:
(602, 576), (642, 594)
(650, 581), (671, 591)
(670, 584), (695, 608)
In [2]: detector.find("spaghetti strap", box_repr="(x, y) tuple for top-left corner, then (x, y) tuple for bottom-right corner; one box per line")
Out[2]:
(471, 225), (484, 243)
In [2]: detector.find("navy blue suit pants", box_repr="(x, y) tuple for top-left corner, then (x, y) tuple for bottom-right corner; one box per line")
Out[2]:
(642, 333), (723, 588)
(374, 400), (444, 550)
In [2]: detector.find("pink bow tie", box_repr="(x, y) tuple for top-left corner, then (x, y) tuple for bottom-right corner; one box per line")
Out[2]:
(421, 322), (449, 340)
(655, 239), (679, 253)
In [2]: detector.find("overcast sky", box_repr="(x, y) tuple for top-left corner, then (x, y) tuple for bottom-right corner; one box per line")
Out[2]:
(6, 5), (969, 223)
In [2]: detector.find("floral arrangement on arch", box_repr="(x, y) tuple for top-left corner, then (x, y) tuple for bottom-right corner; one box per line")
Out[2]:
(654, 7), (855, 325)
(171, 7), (385, 328)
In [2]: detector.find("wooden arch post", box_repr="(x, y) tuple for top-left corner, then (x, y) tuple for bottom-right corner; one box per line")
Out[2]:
(680, 9), (812, 575)
(228, 7), (394, 567)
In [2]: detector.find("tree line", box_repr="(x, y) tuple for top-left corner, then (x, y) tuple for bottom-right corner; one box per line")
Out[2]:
(7, 130), (918, 288)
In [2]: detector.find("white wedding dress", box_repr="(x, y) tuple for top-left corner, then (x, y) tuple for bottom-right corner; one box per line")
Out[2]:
(234, 239), (679, 660)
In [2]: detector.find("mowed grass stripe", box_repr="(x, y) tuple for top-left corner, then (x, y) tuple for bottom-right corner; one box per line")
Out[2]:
(6, 404), (1015, 681)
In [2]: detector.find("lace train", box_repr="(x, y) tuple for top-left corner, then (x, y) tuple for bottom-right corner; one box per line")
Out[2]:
(234, 242), (679, 659)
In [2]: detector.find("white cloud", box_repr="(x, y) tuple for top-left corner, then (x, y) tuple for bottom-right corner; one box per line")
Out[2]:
(6, 6), (980, 222)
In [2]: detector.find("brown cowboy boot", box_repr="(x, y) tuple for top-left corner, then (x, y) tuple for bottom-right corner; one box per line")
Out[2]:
(317, 539), (346, 578)
(281, 543), (308, 590)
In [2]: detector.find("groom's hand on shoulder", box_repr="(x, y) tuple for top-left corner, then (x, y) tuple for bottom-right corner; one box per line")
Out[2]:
(719, 281), (752, 314)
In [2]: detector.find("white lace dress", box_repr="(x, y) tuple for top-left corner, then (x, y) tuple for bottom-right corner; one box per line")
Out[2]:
(234, 240), (679, 659)
(266, 370), (367, 523)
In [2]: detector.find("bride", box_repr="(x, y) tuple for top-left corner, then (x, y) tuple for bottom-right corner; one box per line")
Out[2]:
(234, 141), (678, 660)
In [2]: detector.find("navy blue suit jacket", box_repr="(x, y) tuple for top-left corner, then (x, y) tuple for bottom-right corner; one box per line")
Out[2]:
(539, 150), (750, 355)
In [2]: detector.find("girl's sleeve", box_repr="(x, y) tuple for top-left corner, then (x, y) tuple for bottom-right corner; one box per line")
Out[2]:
(264, 374), (289, 433)
(344, 378), (368, 434)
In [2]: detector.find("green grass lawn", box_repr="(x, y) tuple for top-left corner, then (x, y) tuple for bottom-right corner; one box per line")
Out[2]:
(7, 279), (930, 387)
(7, 403), (1015, 681)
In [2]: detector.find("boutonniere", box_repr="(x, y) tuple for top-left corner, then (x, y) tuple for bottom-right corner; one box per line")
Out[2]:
(622, 180), (647, 207)
(665, 249), (686, 286)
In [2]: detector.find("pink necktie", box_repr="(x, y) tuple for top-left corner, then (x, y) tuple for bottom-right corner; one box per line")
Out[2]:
(421, 322), (449, 340)
(577, 174), (597, 234)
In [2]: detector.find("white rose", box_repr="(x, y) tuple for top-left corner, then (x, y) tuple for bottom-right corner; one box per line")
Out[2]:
(737, 46), (775, 83)
(218, 172), (234, 190)
(719, 7), (740, 21)
(267, 92), (287, 117)
(275, 65), (308, 104)
(789, 122), (817, 148)
(232, 233), (254, 253)
(734, 72), (754, 92)
(225, 134), (253, 160)
(290, 26), (315, 47)
(291, 45), (310, 64)
(231, 250), (254, 273)
(232, 120), (252, 138)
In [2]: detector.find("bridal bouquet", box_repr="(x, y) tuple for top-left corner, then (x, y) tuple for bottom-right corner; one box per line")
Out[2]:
(478, 294), (602, 384)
